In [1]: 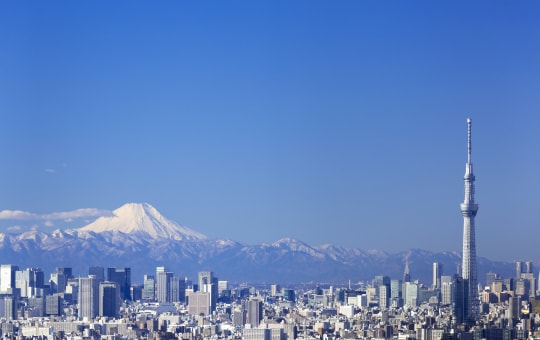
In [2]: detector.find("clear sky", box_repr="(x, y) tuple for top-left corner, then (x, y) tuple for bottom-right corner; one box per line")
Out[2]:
(1, 1), (539, 262)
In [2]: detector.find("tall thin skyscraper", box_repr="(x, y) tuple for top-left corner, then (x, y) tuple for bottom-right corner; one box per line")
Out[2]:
(433, 262), (443, 289)
(79, 275), (99, 320)
(516, 261), (524, 279)
(460, 118), (479, 322)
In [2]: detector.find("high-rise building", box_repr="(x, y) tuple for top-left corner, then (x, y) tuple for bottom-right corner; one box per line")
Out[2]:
(143, 275), (156, 301)
(99, 281), (119, 317)
(460, 118), (479, 322)
(451, 275), (467, 325)
(270, 284), (280, 297)
(525, 261), (533, 274)
(79, 275), (99, 320)
(50, 267), (72, 294)
(107, 267), (131, 301)
(508, 296), (521, 323)
(89, 267), (105, 283)
(46, 294), (63, 316)
(441, 276), (453, 305)
(233, 307), (247, 327)
(486, 272), (499, 289)
(390, 279), (402, 308)
(516, 261), (524, 279)
(247, 299), (263, 327)
(0, 264), (19, 294)
(28, 297), (45, 317)
(404, 282), (418, 307)
(2, 296), (17, 320)
(156, 268), (173, 303)
(199, 271), (218, 312)
(187, 291), (210, 316)
(515, 278), (530, 299)
(169, 277), (182, 303)
(16, 268), (44, 298)
(433, 262), (443, 289)
(379, 285), (390, 308)
(283, 289), (295, 303)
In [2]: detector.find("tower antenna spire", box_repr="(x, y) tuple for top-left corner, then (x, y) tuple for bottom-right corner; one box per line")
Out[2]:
(467, 118), (472, 163)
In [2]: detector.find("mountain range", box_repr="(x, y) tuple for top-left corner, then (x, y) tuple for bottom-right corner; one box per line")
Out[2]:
(0, 203), (515, 284)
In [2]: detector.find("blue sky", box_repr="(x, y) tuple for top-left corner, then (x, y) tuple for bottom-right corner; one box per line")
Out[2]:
(1, 1), (539, 262)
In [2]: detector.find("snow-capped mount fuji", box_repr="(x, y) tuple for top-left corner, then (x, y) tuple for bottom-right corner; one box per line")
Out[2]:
(78, 203), (206, 241)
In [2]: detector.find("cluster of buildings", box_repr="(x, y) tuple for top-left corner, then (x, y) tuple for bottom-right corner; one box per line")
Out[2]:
(0, 262), (540, 339)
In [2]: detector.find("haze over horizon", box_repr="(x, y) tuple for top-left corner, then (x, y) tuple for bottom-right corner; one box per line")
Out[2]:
(1, 2), (539, 263)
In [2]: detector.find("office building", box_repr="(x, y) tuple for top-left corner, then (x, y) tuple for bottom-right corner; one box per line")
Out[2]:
(187, 291), (210, 316)
(525, 261), (533, 274)
(233, 308), (246, 327)
(404, 282), (418, 307)
(46, 294), (63, 316)
(244, 328), (270, 340)
(0, 264), (19, 294)
(460, 118), (479, 322)
(79, 275), (99, 320)
(89, 267), (105, 283)
(441, 275), (453, 305)
(199, 271), (218, 312)
(270, 284), (280, 297)
(379, 285), (390, 308)
(451, 275), (467, 325)
(516, 261), (524, 279)
(16, 268), (44, 298)
(107, 267), (131, 301)
(99, 281), (119, 317)
(1, 296), (17, 320)
(169, 276), (182, 303)
(143, 275), (155, 301)
(433, 262), (443, 289)
(50, 268), (72, 294)
(247, 299), (263, 327)
(390, 279), (402, 307)
(28, 296), (45, 317)
(156, 269), (173, 303)
(283, 289), (295, 303)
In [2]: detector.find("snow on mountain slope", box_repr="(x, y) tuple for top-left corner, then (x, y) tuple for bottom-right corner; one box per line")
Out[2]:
(78, 203), (206, 241)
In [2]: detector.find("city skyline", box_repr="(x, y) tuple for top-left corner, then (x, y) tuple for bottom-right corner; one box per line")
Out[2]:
(1, 2), (540, 263)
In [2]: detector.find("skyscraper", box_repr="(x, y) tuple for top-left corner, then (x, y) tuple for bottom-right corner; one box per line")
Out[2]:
(460, 118), (479, 322)
(143, 275), (156, 301)
(198, 271), (218, 312)
(99, 281), (119, 317)
(0, 264), (19, 294)
(156, 267), (173, 303)
(89, 267), (105, 283)
(516, 261), (524, 279)
(451, 274), (467, 325)
(107, 267), (131, 301)
(433, 262), (443, 289)
(79, 275), (99, 320)
(247, 299), (263, 327)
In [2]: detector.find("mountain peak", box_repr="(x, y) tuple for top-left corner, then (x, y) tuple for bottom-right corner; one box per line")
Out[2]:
(78, 203), (206, 241)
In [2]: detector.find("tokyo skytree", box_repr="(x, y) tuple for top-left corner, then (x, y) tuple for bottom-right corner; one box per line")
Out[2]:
(460, 118), (479, 321)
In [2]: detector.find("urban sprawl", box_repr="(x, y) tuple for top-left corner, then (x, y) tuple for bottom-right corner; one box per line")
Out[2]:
(0, 263), (538, 340)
